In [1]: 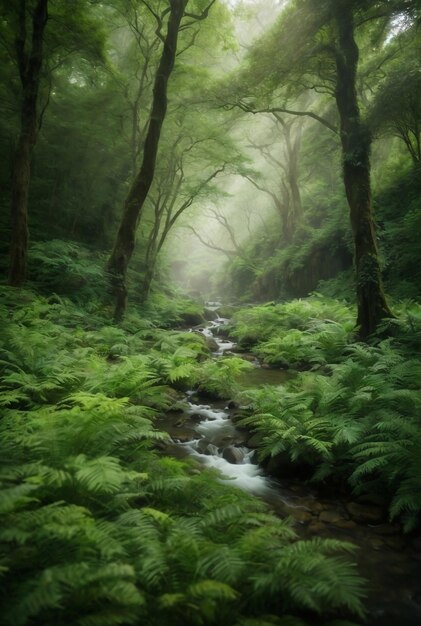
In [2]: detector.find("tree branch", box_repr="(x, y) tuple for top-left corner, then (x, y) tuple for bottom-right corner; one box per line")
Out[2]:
(183, 0), (216, 21)
(244, 175), (280, 207)
(139, 0), (169, 42)
(166, 165), (226, 233)
(185, 225), (237, 258)
(229, 100), (338, 134)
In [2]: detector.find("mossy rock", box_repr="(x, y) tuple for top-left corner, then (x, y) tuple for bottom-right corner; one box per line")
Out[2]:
(204, 307), (218, 321)
(215, 305), (239, 319)
(196, 385), (228, 400)
(179, 310), (206, 326)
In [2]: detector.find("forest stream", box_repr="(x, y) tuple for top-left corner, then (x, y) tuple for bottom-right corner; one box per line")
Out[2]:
(3, 1), (421, 623)
(158, 312), (421, 626)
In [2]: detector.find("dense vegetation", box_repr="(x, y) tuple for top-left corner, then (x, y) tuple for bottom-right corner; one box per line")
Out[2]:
(231, 297), (421, 531)
(1, 0), (421, 624)
(0, 287), (366, 625)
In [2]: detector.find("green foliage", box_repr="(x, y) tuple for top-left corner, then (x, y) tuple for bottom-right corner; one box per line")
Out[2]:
(231, 297), (355, 366)
(230, 303), (288, 347)
(27, 240), (108, 303)
(193, 356), (253, 399)
(374, 166), (421, 299)
(239, 307), (421, 529)
(140, 291), (206, 328)
(256, 321), (350, 368)
(317, 270), (355, 302)
(4, 3), (421, 621)
(217, 198), (352, 304)
(150, 332), (208, 387)
(0, 289), (366, 625)
(368, 45), (421, 164)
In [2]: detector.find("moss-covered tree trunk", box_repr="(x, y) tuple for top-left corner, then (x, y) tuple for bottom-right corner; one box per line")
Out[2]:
(334, 3), (393, 339)
(108, 0), (188, 322)
(9, 0), (48, 287)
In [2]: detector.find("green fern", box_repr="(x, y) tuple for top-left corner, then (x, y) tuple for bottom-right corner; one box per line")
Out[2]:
(193, 357), (253, 399)
(240, 324), (421, 529)
(0, 289), (368, 626)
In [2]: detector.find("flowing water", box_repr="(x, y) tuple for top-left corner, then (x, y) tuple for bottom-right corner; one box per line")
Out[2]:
(158, 314), (421, 626)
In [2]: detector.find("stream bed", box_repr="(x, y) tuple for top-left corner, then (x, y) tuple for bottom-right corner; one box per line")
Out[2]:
(157, 314), (421, 626)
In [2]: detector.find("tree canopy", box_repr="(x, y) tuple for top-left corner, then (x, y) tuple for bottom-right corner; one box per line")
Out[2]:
(1, 4), (421, 622)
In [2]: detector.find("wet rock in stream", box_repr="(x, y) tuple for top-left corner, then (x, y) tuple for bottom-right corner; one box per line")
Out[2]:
(237, 352), (258, 362)
(193, 437), (211, 453)
(383, 536), (406, 550)
(186, 412), (206, 423)
(319, 509), (347, 524)
(346, 501), (386, 524)
(334, 519), (357, 530)
(173, 432), (196, 443)
(308, 521), (327, 534)
(222, 446), (248, 464)
(204, 307), (218, 321)
(179, 311), (206, 326)
(263, 451), (314, 480)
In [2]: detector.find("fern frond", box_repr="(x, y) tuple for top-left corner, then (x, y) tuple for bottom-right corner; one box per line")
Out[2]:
(70, 455), (127, 495)
(158, 592), (185, 608)
(188, 579), (238, 601)
(198, 546), (246, 583)
(141, 507), (173, 525)
(201, 503), (244, 528)
(167, 363), (196, 382)
(0, 483), (39, 514)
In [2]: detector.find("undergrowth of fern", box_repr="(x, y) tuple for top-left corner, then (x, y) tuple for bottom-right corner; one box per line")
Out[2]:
(0, 287), (366, 626)
(233, 298), (421, 531)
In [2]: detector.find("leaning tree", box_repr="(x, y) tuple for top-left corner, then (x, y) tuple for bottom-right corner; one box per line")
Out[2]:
(107, 0), (217, 321)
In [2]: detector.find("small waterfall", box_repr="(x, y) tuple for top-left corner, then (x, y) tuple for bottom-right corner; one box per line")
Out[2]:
(181, 400), (273, 495)
(197, 317), (236, 355)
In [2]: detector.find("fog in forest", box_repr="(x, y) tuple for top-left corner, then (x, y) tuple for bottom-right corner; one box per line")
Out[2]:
(1, 1), (421, 625)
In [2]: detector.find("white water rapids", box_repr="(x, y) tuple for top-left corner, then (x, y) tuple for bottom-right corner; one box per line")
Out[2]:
(181, 401), (274, 494)
(179, 315), (277, 496)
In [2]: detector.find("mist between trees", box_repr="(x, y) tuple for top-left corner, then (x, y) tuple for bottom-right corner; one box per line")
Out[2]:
(1, 1), (421, 625)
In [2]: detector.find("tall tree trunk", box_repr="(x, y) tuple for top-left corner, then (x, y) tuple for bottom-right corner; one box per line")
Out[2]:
(108, 0), (188, 322)
(9, 0), (48, 287)
(141, 256), (157, 301)
(284, 120), (303, 227)
(278, 191), (292, 242)
(334, 3), (393, 339)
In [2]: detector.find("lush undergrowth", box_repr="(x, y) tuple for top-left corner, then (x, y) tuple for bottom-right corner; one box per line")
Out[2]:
(24, 239), (207, 328)
(230, 297), (356, 368)
(231, 297), (421, 531)
(0, 287), (365, 626)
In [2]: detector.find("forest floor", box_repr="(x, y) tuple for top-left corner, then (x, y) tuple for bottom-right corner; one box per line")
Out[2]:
(2, 287), (421, 626)
(158, 313), (421, 626)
